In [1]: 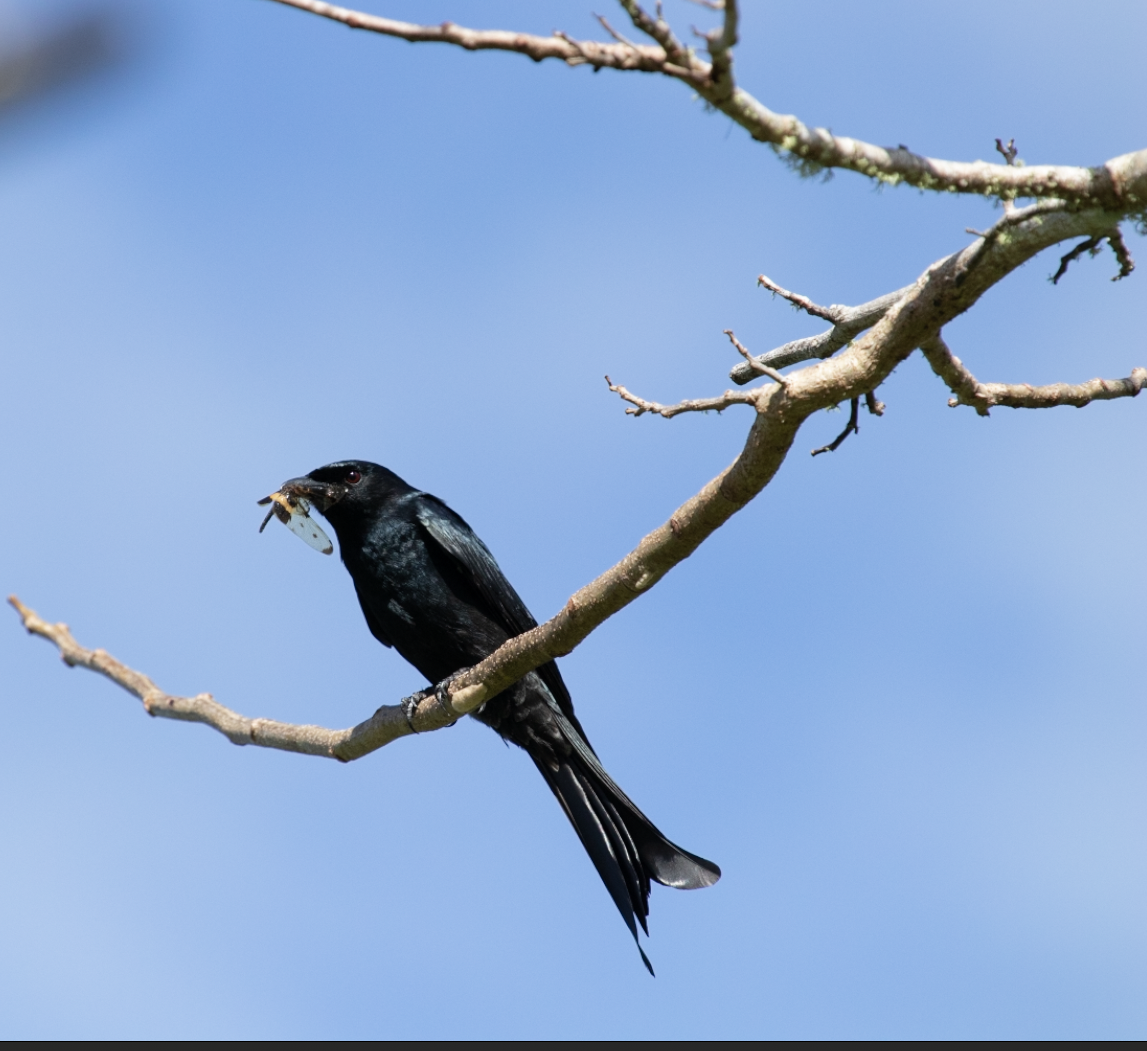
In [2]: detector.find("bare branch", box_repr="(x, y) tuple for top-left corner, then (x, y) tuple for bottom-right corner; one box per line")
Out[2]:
(265, 1), (1147, 206)
(976, 370), (1147, 409)
(729, 284), (914, 383)
(595, 13), (640, 51)
(606, 374), (759, 417)
(7, 595), (427, 760)
(266, 0), (693, 78)
(724, 329), (787, 386)
(921, 336), (1146, 413)
(756, 274), (837, 323)
(811, 397), (860, 456)
(865, 390), (886, 416)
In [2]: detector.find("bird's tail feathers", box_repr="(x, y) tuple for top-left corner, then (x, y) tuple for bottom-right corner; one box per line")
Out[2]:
(533, 739), (720, 976)
(538, 758), (655, 975)
(551, 709), (722, 891)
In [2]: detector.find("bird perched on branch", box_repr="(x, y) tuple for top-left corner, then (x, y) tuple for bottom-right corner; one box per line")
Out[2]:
(267, 459), (720, 973)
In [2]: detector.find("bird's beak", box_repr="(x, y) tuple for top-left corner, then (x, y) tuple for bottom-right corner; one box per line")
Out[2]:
(276, 475), (347, 514)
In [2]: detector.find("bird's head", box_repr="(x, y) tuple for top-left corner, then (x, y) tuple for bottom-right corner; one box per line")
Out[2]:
(275, 460), (403, 523)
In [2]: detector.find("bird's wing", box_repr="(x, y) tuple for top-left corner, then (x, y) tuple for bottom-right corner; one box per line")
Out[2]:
(353, 577), (394, 648)
(414, 495), (582, 729)
(415, 496), (537, 635)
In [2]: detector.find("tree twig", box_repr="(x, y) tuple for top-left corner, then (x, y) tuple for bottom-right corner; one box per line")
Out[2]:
(1051, 235), (1105, 285)
(810, 397), (860, 456)
(724, 329), (787, 386)
(756, 274), (837, 322)
(594, 13), (640, 51)
(729, 284), (914, 383)
(605, 375), (760, 417)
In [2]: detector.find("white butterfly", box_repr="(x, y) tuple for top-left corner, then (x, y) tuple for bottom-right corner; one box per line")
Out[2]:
(258, 491), (334, 555)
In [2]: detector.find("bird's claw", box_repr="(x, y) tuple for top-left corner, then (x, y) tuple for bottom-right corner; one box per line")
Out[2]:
(400, 688), (433, 733)
(434, 674), (461, 728)
(399, 676), (461, 733)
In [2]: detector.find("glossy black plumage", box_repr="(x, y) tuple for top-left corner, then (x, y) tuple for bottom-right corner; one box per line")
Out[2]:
(277, 459), (720, 972)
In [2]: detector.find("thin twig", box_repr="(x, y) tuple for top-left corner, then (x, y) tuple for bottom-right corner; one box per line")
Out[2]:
(724, 329), (787, 386)
(729, 285), (914, 383)
(756, 274), (837, 322)
(605, 375), (759, 417)
(1052, 235), (1104, 285)
(811, 397), (860, 456)
(595, 13), (640, 50)
(865, 391), (885, 416)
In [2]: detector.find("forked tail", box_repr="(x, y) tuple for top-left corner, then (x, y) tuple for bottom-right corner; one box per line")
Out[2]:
(533, 749), (720, 975)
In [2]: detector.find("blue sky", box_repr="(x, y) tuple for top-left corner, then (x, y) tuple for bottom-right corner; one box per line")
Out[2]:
(1, 0), (1144, 1038)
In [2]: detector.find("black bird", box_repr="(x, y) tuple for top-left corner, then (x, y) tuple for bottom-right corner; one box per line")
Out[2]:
(271, 460), (720, 972)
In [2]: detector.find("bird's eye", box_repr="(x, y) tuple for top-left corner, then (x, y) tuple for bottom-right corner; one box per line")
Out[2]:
(345, 470), (362, 485)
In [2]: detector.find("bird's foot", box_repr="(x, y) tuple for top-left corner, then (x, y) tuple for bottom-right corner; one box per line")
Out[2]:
(432, 672), (464, 728)
(399, 688), (433, 733)
(398, 676), (466, 732)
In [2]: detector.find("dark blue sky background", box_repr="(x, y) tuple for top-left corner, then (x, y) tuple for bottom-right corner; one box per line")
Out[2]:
(1, 0), (1144, 1038)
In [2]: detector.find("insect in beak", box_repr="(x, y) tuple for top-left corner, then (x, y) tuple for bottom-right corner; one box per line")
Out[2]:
(257, 490), (334, 555)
